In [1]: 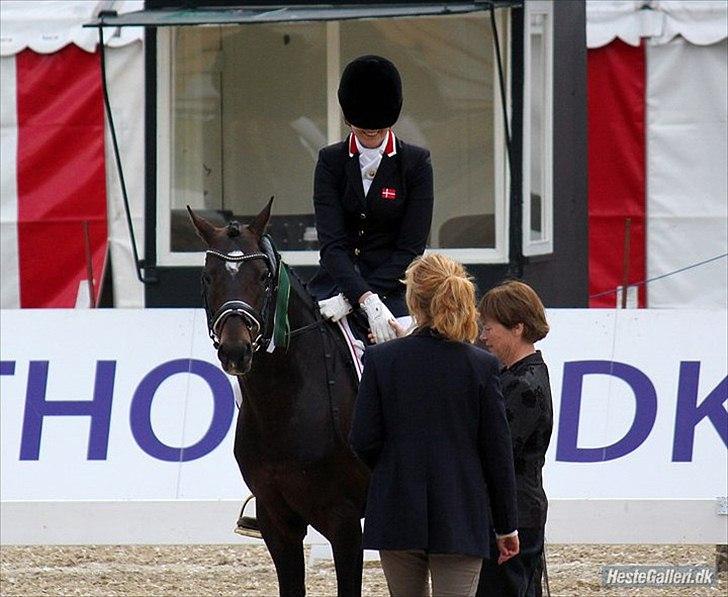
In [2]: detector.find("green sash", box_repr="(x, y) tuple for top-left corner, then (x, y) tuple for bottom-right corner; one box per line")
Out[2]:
(272, 262), (291, 351)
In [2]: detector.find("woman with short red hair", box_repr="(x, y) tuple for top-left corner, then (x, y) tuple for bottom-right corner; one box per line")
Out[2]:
(477, 280), (553, 597)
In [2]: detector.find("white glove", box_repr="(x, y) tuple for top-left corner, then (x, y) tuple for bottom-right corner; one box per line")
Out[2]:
(318, 293), (353, 322)
(360, 293), (397, 344)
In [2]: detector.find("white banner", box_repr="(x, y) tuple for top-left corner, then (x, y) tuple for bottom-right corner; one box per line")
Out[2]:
(1, 309), (726, 541)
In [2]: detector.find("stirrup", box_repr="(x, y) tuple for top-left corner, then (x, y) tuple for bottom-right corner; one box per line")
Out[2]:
(234, 494), (263, 539)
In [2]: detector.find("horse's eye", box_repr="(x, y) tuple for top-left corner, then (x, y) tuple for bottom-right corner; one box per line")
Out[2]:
(260, 270), (269, 283)
(201, 272), (212, 285)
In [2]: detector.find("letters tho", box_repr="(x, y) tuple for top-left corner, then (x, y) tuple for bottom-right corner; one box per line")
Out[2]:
(19, 360), (116, 460)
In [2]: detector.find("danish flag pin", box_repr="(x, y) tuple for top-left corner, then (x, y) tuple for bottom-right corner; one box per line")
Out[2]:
(381, 188), (397, 200)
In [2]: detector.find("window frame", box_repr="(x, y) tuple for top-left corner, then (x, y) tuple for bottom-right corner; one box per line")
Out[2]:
(154, 13), (512, 267)
(522, 0), (554, 257)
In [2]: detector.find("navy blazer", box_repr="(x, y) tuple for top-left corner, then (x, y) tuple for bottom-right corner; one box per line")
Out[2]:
(308, 133), (434, 317)
(349, 328), (518, 558)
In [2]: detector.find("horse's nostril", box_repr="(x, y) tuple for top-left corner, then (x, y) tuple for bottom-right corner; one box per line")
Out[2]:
(219, 342), (252, 372)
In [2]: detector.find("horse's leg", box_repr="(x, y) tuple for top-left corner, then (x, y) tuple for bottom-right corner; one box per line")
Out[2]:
(322, 515), (364, 597)
(258, 502), (308, 597)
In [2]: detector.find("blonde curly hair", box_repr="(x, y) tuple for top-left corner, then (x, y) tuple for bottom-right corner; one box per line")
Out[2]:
(404, 254), (478, 343)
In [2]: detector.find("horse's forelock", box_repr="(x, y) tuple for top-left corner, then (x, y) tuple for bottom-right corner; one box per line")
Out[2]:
(226, 221), (241, 238)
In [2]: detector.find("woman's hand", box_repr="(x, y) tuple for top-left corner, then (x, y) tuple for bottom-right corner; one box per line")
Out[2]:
(496, 534), (520, 565)
(388, 320), (407, 338)
(367, 319), (408, 343)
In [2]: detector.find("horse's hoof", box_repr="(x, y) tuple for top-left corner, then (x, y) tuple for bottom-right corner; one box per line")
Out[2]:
(235, 516), (263, 540)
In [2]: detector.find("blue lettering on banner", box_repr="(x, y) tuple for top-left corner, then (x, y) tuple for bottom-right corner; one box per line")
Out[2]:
(672, 362), (728, 462)
(19, 360), (116, 461)
(556, 361), (657, 462)
(4, 357), (723, 464)
(129, 359), (234, 462)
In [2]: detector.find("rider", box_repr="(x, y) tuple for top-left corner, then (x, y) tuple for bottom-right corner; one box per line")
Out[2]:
(235, 55), (434, 538)
(308, 54), (434, 344)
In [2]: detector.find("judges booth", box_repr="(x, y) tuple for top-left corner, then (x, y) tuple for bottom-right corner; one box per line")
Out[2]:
(91, 0), (587, 307)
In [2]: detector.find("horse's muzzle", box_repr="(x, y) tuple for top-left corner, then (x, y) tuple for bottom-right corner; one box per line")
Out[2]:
(218, 341), (253, 376)
(218, 317), (254, 375)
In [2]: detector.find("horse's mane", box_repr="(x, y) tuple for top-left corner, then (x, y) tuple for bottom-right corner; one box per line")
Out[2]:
(284, 262), (318, 313)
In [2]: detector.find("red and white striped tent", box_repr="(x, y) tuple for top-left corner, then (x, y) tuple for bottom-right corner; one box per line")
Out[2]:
(1, 1), (726, 309)
(586, 0), (727, 308)
(0, 0), (144, 309)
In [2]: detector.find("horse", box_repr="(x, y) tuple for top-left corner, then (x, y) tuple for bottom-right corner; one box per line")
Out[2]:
(188, 199), (369, 597)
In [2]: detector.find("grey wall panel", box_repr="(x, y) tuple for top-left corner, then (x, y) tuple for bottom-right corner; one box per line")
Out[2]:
(522, 0), (588, 308)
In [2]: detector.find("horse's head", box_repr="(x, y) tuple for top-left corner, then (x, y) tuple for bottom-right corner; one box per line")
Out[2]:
(188, 198), (275, 376)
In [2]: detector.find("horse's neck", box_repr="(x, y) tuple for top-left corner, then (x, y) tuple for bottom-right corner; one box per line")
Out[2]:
(240, 269), (356, 444)
(286, 268), (318, 331)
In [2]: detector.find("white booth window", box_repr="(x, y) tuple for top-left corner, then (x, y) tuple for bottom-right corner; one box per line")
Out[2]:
(156, 13), (510, 266)
(522, 0), (553, 256)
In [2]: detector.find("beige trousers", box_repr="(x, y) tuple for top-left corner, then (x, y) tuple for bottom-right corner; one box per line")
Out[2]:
(380, 549), (483, 597)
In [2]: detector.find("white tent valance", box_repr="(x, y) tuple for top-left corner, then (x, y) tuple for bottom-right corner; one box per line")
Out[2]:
(0, 1), (144, 57)
(3, 1), (725, 54)
(586, 0), (728, 48)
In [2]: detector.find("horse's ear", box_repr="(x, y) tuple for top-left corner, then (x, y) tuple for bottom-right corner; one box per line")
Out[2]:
(187, 205), (216, 246)
(248, 196), (274, 238)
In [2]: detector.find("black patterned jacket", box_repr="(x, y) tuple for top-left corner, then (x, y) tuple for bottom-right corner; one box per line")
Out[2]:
(500, 351), (553, 528)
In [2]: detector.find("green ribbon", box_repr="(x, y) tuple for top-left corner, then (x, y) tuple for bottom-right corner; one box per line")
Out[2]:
(272, 261), (291, 351)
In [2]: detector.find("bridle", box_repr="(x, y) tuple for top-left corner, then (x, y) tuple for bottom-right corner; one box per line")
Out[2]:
(201, 244), (276, 353)
(201, 232), (326, 363)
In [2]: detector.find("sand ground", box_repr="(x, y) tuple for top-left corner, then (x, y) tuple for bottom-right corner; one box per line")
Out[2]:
(1, 544), (725, 596)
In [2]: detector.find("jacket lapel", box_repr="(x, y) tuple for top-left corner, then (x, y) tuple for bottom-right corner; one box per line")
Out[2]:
(345, 156), (366, 206)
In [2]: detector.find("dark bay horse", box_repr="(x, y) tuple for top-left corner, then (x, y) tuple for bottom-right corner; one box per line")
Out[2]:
(188, 199), (369, 597)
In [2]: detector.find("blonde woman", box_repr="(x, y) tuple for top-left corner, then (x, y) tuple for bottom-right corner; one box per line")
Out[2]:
(349, 254), (519, 597)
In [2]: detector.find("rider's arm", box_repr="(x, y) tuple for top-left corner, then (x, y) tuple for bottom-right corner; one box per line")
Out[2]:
(314, 148), (371, 304)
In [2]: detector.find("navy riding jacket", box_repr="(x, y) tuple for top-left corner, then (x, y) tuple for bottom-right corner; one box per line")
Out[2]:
(307, 133), (434, 317)
(349, 328), (518, 558)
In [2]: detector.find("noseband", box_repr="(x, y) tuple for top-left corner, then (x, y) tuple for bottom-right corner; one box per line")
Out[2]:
(202, 248), (274, 352)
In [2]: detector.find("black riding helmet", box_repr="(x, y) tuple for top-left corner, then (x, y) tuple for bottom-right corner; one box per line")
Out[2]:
(338, 55), (402, 130)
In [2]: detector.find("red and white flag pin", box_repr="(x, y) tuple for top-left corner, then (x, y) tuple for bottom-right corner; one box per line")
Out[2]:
(381, 188), (397, 200)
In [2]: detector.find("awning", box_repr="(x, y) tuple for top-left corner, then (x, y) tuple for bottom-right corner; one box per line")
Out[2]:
(86, 2), (519, 28)
(1, 0), (144, 56)
(586, 0), (728, 48)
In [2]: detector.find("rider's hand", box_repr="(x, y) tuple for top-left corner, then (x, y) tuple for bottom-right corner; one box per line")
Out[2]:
(318, 293), (352, 322)
(360, 294), (397, 344)
(496, 533), (520, 565)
